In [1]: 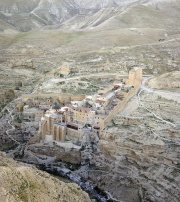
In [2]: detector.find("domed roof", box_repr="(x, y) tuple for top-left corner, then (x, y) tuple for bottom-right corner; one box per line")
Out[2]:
(53, 103), (61, 110)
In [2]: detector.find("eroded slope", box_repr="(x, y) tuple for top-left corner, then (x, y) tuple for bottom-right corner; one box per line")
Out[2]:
(0, 152), (91, 202)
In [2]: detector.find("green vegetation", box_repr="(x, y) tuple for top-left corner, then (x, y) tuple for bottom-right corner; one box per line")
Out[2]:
(80, 78), (89, 82)
(29, 181), (38, 190)
(177, 163), (180, 168)
(163, 175), (175, 183)
(66, 31), (85, 44)
(163, 118), (174, 123)
(71, 188), (79, 195)
(61, 84), (99, 95)
(58, 81), (65, 85)
(16, 117), (22, 123)
(18, 182), (28, 202)
(11, 32), (29, 45)
(18, 178), (39, 202)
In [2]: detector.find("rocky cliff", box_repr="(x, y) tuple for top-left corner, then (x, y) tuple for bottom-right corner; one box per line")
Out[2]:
(0, 1), (180, 201)
(148, 71), (180, 91)
(0, 152), (91, 202)
(84, 88), (180, 202)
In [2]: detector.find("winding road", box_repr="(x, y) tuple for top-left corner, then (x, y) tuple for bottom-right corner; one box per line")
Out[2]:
(138, 77), (178, 128)
(5, 98), (22, 157)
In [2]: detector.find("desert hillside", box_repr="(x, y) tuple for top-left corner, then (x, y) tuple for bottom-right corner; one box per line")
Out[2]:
(0, 0), (180, 202)
(0, 152), (91, 202)
(0, 0), (179, 31)
(148, 71), (180, 91)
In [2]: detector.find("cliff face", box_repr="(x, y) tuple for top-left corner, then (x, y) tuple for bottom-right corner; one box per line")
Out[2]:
(148, 71), (180, 91)
(85, 89), (180, 202)
(0, 1), (180, 201)
(0, 152), (91, 202)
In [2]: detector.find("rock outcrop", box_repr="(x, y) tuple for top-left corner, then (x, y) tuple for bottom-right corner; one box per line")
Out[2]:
(0, 152), (91, 202)
(85, 91), (180, 202)
(27, 144), (81, 165)
(148, 71), (180, 90)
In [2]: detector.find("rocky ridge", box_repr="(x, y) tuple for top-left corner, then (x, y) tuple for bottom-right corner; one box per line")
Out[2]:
(148, 71), (180, 91)
(82, 87), (180, 202)
(0, 152), (91, 202)
(0, 0), (179, 31)
(0, 0), (180, 202)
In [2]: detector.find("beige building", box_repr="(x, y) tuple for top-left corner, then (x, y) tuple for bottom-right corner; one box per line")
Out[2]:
(23, 105), (44, 122)
(25, 67), (143, 145)
(40, 113), (66, 142)
(126, 67), (142, 86)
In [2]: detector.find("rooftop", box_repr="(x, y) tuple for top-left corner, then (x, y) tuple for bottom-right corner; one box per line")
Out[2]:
(73, 107), (92, 113)
(67, 122), (78, 128)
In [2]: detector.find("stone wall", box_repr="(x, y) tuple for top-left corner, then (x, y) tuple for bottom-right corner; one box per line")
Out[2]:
(40, 120), (48, 141)
(99, 67), (142, 129)
(98, 86), (113, 95)
(73, 110), (90, 123)
(100, 82), (141, 130)
(22, 93), (85, 102)
(66, 128), (79, 139)
(94, 115), (105, 125)
(33, 68), (142, 142)
(126, 67), (142, 86)
(52, 124), (66, 142)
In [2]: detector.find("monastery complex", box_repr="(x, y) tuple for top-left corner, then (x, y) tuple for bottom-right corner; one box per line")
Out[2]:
(16, 67), (142, 147)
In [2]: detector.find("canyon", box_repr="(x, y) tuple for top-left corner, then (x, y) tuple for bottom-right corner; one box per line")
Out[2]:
(0, 0), (180, 202)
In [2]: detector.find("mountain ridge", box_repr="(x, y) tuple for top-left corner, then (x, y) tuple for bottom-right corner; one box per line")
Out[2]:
(0, 0), (179, 32)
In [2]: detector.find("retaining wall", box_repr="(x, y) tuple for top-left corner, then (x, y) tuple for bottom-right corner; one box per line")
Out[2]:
(100, 82), (141, 129)
(22, 93), (85, 102)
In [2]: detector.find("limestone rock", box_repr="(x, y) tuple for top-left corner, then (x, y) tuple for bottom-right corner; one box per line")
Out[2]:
(59, 62), (71, 76)
(148, 71), (180, 89)
(0, 152), (91, 202)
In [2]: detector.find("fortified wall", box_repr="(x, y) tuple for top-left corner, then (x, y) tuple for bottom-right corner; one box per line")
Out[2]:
(21, 67), (142, 146)
(39, 67), (142, 142)
(40, 114), (98, 145)
(98, 86), (113, 95)
(126, 67), (142, 86)
(22, 94), (85, 103)
(100, 67), (142, 130)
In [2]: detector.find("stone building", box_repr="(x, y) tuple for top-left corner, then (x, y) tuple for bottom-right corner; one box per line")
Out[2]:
(16, 101), (24, 112)
(39, 107), (101, 145)
(23, 105), (44, 122)
(23, 67), (143, 146)
(126, 67), (142, 86)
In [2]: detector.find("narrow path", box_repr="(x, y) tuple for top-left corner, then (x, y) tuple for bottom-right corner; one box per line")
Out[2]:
(5, 107), (20, 145)
(138, 89), (176, 127)
(138, 78), (177, 127)
(141, 84), (180, 97)
(105, 191), (122, 202)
